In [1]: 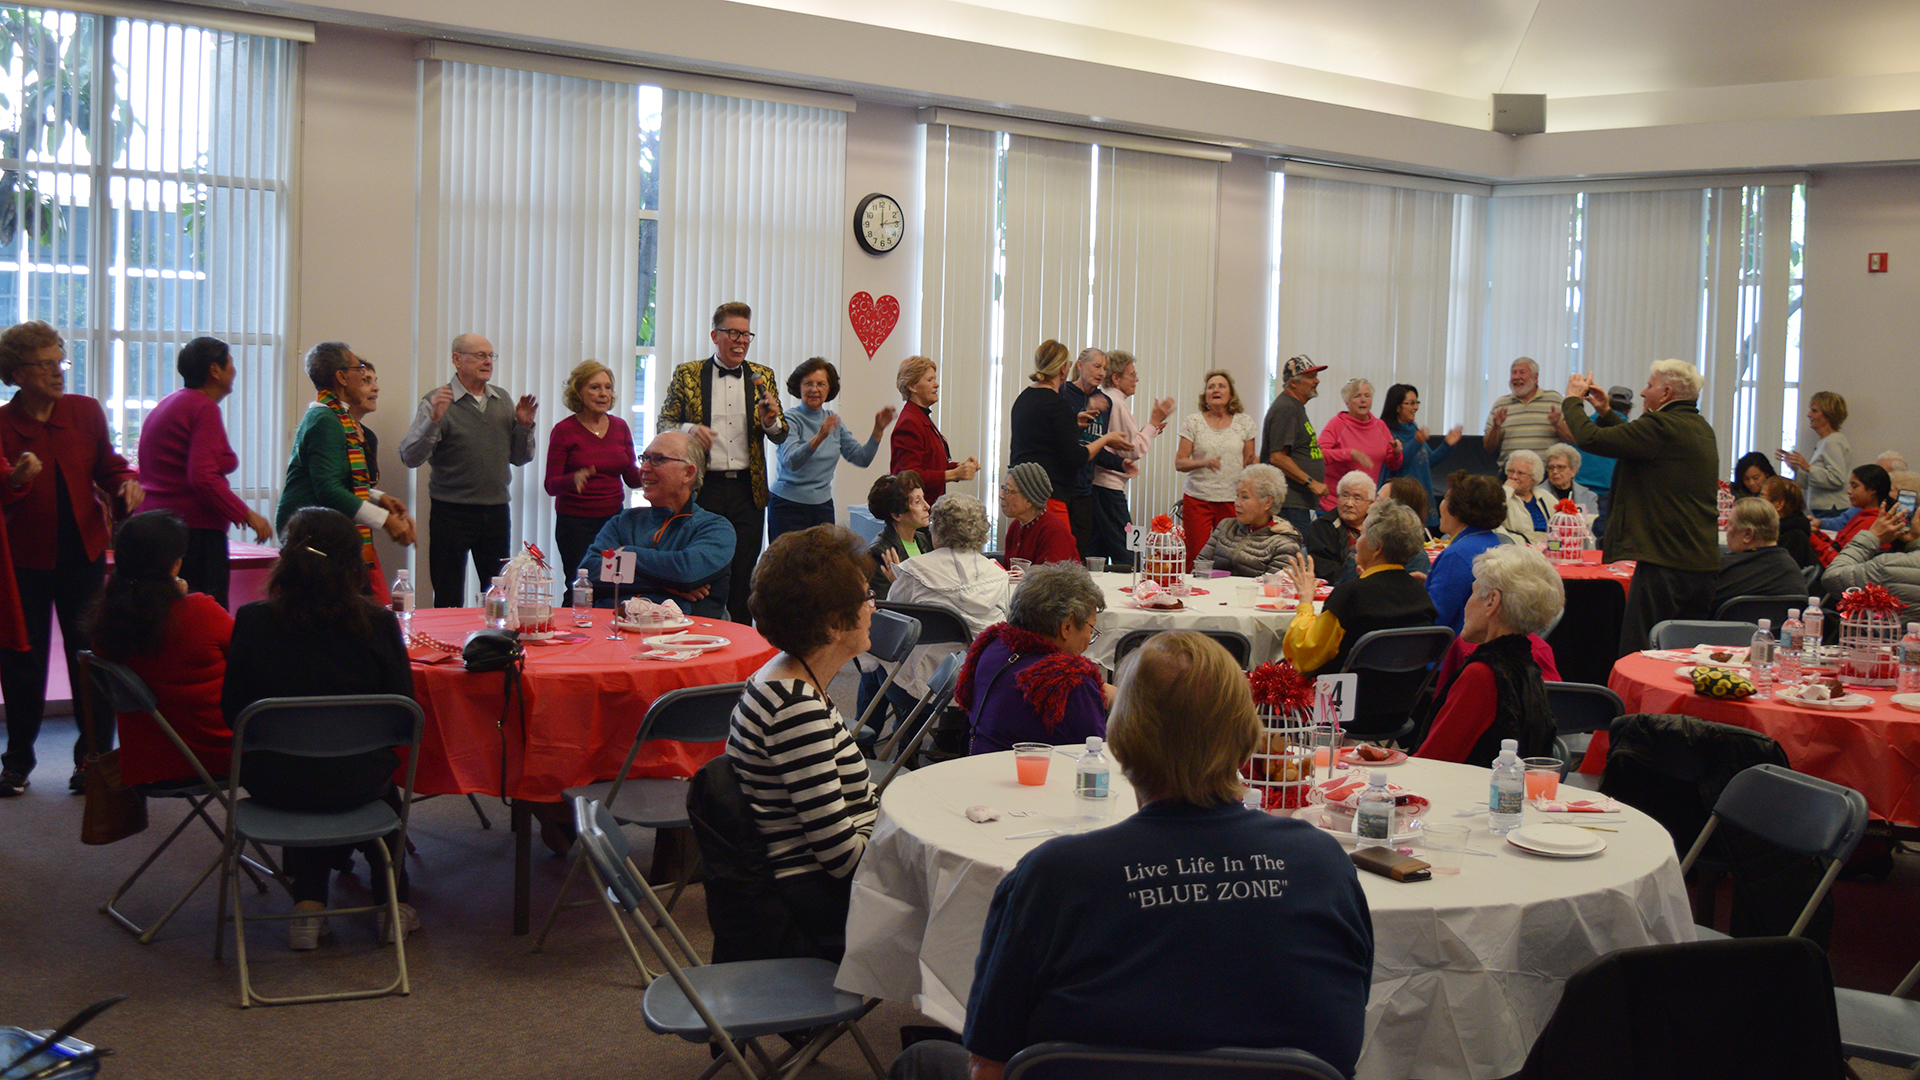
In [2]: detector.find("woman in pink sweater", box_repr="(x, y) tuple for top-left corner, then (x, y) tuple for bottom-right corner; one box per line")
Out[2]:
(1316, 378), (1402, 511)
(544, 361), (643, 575)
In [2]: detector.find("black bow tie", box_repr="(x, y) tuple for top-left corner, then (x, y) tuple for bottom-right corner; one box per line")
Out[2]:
(714, 363), (744, 378)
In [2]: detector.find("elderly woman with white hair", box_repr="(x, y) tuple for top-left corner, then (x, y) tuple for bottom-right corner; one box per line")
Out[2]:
(887, 492), (1013, 700)
(1413, 544), (1562, 764)
(1541, 442), (1598, 514)
(1193, 463), (1303, 577)
(1315, 377), (1402, 512)
(1305, 471), (1378, 582)
(955, 563), (1110, 755)
(1501, 448), (1553, 540)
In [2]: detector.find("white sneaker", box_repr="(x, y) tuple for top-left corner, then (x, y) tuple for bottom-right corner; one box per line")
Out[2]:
(288, 900), (330, 951)
(379, 902), (420, 944)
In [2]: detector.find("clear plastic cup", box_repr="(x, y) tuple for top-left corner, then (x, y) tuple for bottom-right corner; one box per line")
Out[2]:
(1014, 742), (1052, 785)
(1009, 558), (1032, 580)
(1421, 823), (1469, 874)
(1523, 757), (1564, 801)
(1084, 557), (1107, 574)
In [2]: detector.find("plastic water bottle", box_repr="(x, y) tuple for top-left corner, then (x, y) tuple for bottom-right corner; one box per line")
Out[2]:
(1488, 739), (1524, 835)
(1748, 620), (1775, 699)
(1075, 736), (1112, 818)
(484, 576), (509, 629)
(1356, 774), (1394, 841)
(1899, 622), (1920, 694)
(1803, 597), (1825, 666)
(1776, 609), (1804, 686)
(572, 568), (595, 628)
(389, 569), (414, 636)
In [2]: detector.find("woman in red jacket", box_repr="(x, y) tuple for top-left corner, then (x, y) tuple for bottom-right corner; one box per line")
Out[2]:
(1811, 464), (1893, 567)
(84, 511), (234, 787)
(889, 356), (978, 505)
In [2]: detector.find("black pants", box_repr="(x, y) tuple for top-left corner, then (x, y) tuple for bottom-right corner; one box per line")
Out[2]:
(428, 499), (511, 608)
(697, 473), (762, 625)
(180, 527), (232, 610)
(0, 554), (109, 776)
(555, 512), (614, 584)
(1087, 487), (1134, 565)
(1620, 561), (1716, 656)
(1067, 493), (1099, 561)
(766, 494), (833, 544)
(245, 752), (409, 905)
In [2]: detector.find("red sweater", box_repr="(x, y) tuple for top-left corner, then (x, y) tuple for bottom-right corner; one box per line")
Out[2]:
(137, 388), (251, 529)
(0, 394), (136, 569)
(543, 413), (643, 517)
(1005, 511), (1079, 566)
(116, 593), (234, 786)
(889, 401), (957, 504)
(1812, 506), (1879, 567)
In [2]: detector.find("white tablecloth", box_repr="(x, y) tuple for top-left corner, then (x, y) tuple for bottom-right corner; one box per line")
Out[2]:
(835, 753), (1695, 1080)
(1085, 570), (1302, 669)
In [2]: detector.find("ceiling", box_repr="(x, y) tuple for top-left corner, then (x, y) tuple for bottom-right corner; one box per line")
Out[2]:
(726, 0), (1920, 131)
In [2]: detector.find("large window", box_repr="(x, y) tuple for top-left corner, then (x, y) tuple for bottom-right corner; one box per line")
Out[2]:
(0, 5), (295, 504)
(631, 85), (661, 450)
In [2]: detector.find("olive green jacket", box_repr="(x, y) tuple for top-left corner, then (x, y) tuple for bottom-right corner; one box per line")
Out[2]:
(1561, 396), (1719, 572)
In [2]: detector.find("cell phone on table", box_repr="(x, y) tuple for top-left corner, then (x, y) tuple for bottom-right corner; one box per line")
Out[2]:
(1899, 489), (1917, 518)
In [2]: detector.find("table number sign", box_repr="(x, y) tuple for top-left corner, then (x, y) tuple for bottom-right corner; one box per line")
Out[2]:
(599, 549), (636, 585)
(1315, 673), (1358, 731)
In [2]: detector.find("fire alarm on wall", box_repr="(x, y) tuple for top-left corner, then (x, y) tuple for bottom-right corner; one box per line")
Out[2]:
(1869, 252), (1889, 273)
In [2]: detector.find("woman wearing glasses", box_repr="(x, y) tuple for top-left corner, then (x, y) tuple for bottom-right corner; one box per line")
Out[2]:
(544, 360), (643, 575)
(955, 563), (1112, 755)
(0, 321), (137, 797)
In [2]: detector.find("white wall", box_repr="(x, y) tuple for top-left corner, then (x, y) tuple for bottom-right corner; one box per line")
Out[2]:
(1800, 166), (1920, 471)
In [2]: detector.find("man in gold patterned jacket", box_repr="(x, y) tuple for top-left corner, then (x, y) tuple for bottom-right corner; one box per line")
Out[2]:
(657, 300), (787, 624)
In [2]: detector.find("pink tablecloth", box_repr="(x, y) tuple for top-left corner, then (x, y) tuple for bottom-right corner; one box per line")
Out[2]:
(1608, 651), (1920, 827)
(406, 607), (775, 802)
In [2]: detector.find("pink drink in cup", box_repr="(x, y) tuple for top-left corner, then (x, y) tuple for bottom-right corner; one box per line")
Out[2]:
(1523, 757), (1562, 800)
(1014, 742), (1052, 786)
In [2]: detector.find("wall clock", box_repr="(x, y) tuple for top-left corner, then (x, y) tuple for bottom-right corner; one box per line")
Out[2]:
(855, 192), (904, 255)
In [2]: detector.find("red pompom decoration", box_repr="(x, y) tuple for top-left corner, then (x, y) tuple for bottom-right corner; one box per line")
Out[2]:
(1249, 661), (1315, 712)
(1838, 583), (1904, 617)
(1555, 498), (1580, 515)
(1151, 514), (1175, 534)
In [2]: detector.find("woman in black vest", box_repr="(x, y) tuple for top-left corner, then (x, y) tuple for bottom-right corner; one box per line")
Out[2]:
(1413, 543), (1562, 764)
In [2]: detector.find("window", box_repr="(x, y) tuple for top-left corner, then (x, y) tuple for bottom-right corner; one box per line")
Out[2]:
(630, 83), (661, 470)
(0, 5), (295, 499)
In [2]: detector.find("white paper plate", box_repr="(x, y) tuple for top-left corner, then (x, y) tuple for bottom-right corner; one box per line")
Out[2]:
(1776, 688), (1875, 710)
(1292, 805), (1422, 847)
(1892, 693), (1920, 714)
(615, 616), (694, 632)
(1506, 824), (1606, 858)
(642, 632), (730, 652)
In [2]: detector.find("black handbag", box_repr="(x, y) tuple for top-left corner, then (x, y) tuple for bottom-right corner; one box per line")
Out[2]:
(461, 629), (523, 672)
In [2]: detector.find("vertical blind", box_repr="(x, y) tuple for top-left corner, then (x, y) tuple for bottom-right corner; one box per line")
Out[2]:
(0, 7), (295, 524)
(420, 60), (641, 597)
(920, 123), (999, 502)
(1582, 189), (1708, 403)
(1480, 193), (1580, 425)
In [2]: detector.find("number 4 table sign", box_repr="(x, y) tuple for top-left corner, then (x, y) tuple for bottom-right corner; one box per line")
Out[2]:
(1314, 673), (1357, 736)
(599, 548), (636, 640)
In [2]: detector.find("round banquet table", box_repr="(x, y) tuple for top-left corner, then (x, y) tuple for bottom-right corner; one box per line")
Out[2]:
(836, 752), (1693, 1080)
(1608, 651), (1920, 828)
(405, 606), (776, 932)
(1085, 570), (1304, 670)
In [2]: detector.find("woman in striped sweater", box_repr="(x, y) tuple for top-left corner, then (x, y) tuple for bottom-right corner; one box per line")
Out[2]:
(729, 524), (880, 959)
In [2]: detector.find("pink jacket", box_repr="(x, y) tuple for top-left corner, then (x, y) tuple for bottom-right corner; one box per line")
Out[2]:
(1316, 411), (1402, 510)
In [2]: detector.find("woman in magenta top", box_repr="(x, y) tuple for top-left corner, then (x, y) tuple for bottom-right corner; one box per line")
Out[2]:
(1315, 377), (1402, 511)
(137, 337), (274, 609)
(545, 360), (643, 576)
(889, 355), (979, 506)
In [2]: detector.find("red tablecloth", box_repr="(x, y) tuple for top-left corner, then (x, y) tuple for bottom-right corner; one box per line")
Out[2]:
(1608, 651), (1920, 827)
(1554, 550), (1634, 595)
(406, 607), (775, 802)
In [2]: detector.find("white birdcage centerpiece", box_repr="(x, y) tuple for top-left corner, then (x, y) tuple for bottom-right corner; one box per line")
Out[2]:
(1837, 585), (1904, 687)
(1717, 480), (1735, 533)
(502, 542), (556, 638)
(1242, 662), (1317, 810)
(1127, 516), (1187, 589)
(1545, 498), (1591, 564)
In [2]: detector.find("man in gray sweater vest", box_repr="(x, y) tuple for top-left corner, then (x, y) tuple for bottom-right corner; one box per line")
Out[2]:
(399, 332), (538, 606)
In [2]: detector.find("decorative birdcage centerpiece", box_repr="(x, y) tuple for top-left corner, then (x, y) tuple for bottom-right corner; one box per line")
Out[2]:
(1242, 662), (1317, 810)
(1837, 584), (1903, 687)
(1127, 515), (1187, 590)
(1545, 498), (1591, 564)
(1717, 480), (1735, 533)
(502, 542), (556, 638)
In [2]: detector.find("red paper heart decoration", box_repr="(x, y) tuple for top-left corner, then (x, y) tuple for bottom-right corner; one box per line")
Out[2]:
(848, 292), (900, 359)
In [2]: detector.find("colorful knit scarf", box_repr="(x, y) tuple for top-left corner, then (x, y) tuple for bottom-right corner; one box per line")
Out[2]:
(317, 389), (377, 566)
(954, 622), (1101, 732)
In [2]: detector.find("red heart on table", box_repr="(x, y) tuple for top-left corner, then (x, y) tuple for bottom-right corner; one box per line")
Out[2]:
(848, 292), (899, 359)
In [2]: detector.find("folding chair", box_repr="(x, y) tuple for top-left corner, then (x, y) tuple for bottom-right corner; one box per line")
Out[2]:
(1111, 628), (1253, 671)
(1003, 1042), (1344, 1080)
(1714, 594), (1805, 628)
(79, 652), (280, 943)
(534, 683), (745, 971)
(573, 797), (888, 1080)
(851, 609), (921, 735)
(1679, 764), (1869, 940)
(1836, 956), (1920, 1080)
(1337, 626), (1454, 745)
(1544, 681), (1625, 792)
(870, 651), (964, 794)
(217, 694), (424, 1007)
(1649, 619), (1758, 650)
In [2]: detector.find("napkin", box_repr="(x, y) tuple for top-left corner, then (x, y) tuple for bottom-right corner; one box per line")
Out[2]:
(637, 648), (700, 662)
(965, 806), (1002, 823)
(1530, 797), (1620, 813)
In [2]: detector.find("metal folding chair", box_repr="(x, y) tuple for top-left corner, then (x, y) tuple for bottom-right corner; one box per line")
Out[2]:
(851, 609), (921, 735)
(870, 651), (964, 794)
(1714, 594), (1805, 628)
(1003, 1042), (1344, 1080)
(1544, 681), (1626, 791)
(573, 797), (887, 1080)
(1337, 625), (1455, 745)
(1111, 628), (1254, 671)
(533, 682), (745, 974)
(79, 652), (280, 943)
(1679, 764), (1869, 940)
(1649, 619), (1759, 650)
(1836, 957), (1920, 1080)
(217, 694), (424, 1007)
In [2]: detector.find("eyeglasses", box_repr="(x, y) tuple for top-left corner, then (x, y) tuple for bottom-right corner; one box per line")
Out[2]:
(343, 363), (372, 374)
(1087, 624), (1103, 643)
(714, 329), (755, 342)
(458, 350), (498, 361)
(638, 453), (689, 468)
(22, 358), (70, 372)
